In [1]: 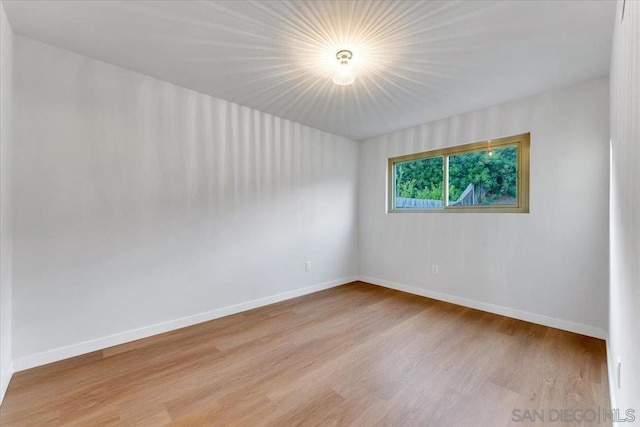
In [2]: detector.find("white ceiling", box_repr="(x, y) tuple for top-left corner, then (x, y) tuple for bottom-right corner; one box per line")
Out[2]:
(4, 1), (615, 141)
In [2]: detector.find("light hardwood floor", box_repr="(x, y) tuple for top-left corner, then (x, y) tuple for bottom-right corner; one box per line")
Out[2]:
(0, 282), (610, 426)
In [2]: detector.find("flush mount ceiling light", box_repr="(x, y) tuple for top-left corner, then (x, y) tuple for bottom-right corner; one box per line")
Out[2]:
(332, 49), (356, 86)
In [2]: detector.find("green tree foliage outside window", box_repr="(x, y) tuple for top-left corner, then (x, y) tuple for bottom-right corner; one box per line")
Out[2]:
(448, 146), (517, 204)
(395, 157), (443, 200)
(394, 146), (518, 205)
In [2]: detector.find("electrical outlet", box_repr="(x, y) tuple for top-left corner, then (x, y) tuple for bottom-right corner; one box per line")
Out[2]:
(431, 264), (439, 275)
(305, 261), (311, 272)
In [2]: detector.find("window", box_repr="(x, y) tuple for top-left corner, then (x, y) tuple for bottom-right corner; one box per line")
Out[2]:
(388, 133), (530, 213)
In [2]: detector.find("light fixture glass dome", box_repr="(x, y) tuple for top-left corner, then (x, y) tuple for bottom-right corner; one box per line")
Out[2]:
(333, 50), (356, 86)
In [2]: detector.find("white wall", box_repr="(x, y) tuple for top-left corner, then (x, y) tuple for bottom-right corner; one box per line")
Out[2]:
(12, 37), (359, 368)
(359, 78), (610, 338)
(609, 0), (640, 415)
(0, 1), (14, 403)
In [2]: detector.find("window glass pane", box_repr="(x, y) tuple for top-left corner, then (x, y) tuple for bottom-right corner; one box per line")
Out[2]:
(447, 146), (517, 206)
(394, 156), (443, 209)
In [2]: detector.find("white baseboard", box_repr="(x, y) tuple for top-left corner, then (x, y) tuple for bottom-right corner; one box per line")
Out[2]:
(13, 276), (357, 372)
(1, 361), (14, 406)
(359, 275), (607, 339)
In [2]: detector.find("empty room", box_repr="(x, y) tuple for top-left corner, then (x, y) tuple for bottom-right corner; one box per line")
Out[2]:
(0, 0), (638, 425)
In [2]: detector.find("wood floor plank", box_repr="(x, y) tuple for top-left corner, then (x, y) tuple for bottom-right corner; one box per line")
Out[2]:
(0, 282), (610, 426)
